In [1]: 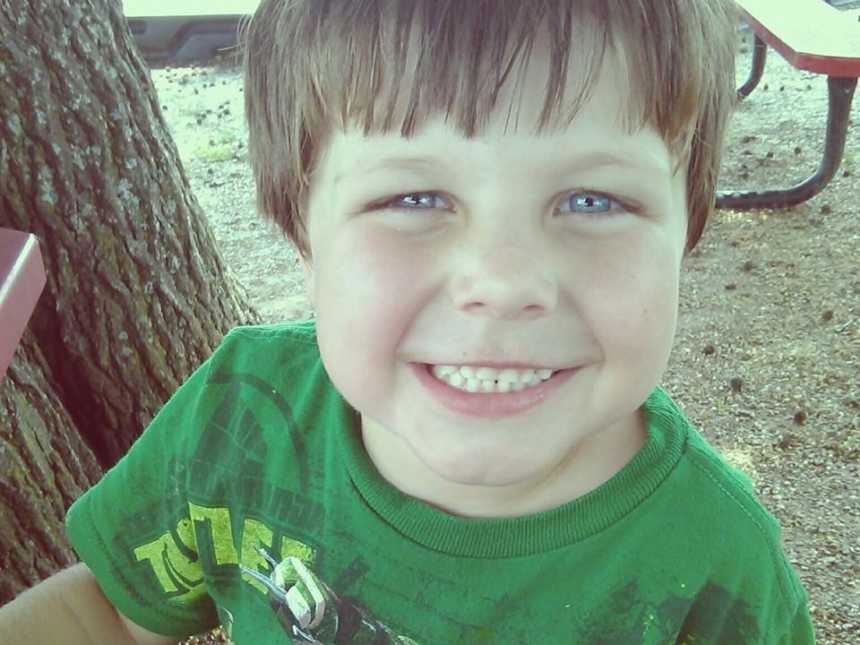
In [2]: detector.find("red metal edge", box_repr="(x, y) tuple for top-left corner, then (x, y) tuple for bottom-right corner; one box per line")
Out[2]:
(0, 229), (47, 381)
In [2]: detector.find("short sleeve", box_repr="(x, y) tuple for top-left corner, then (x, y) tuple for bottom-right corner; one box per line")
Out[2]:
(782, 603), (816, 644)
(65, 350), (220, 639)
(778, 569), (816, 645)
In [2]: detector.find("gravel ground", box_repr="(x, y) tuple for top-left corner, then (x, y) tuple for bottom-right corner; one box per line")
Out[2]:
(150, 25), (859, 645)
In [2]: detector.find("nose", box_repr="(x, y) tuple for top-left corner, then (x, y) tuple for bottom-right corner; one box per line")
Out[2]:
(449, 244), (558, 319)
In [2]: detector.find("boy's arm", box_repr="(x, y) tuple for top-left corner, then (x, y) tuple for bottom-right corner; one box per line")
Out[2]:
(0, 563), (178, 645)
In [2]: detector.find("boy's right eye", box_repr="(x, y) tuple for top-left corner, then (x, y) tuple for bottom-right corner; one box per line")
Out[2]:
(376, 191), (450, 212)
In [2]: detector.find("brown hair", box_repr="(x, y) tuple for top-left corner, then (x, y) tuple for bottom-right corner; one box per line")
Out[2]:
(242, 0), (738, 259)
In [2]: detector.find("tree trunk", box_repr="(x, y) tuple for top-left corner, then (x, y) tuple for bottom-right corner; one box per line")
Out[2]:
(0, 329), (101, 602)
(0, 0), (259, 602)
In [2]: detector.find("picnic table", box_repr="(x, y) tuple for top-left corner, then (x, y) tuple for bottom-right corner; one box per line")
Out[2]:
(124, 1), (259, 65)
(717, 0), (860, 209)
(0, 229), (46, 380)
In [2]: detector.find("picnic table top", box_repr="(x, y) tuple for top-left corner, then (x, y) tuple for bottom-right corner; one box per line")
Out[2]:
(123, 0), (260, 18)
(737, 0), (860, 76)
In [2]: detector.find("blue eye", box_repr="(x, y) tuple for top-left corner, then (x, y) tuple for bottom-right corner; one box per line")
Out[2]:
(386, 192), (448, 210)
(557, 192), (624, 217)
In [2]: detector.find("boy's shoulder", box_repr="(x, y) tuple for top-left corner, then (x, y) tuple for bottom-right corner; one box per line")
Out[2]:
(168, 320), (329, 436)
(653, 391), (803, 603)
(646, 387), (781, 554)
(651, 389), (763, 506)
(683, 420), (770, 531)
(208, 319), (321, 371)
(220, 319), (319, 347)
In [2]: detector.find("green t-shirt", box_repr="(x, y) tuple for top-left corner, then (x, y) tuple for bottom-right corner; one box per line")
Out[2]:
(65, 322), (815, 644)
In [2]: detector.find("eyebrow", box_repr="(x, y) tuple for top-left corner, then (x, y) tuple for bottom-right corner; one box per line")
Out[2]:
(333, 157), (439, 188)
(334, 149), (669, 187)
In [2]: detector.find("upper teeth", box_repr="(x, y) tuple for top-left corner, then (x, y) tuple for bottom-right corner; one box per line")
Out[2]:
(431, 365), (555, 393)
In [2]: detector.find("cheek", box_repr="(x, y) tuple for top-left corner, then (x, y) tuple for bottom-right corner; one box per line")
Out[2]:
(578, 236), (680, 361)
(314, 226), (430, 397)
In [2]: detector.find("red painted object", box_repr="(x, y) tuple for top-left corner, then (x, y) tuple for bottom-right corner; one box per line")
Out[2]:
(0, 229), (46, 380)
(717, 0), (860, 209)
(737, 0), (860, 76)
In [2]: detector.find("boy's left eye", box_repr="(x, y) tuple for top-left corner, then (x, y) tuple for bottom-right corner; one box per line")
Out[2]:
(557, 191), (627, 217)
(376, 190), (633, 217)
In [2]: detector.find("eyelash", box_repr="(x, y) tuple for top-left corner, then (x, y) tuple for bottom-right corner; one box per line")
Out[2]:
(375, 190), (638, 218)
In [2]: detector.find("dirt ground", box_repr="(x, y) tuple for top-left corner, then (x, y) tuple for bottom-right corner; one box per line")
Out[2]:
(150, 25), (859, 645)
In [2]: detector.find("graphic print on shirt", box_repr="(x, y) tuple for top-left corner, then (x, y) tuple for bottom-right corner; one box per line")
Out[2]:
(577, 578), (759, 644)
(240, 547), (420, 644)
(130, 502), (761, 645)
(130, 503), (420, 644)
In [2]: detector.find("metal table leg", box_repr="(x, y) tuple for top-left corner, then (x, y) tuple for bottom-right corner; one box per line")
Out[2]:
(717, 76), (858, 210)
(738, 35), (768, 100)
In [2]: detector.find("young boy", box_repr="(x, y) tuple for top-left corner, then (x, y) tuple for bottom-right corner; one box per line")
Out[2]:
(0, 1), (815, 643)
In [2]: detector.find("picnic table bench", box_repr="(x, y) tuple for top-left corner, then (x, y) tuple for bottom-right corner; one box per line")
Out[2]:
(717, 0), (860, 209)
(0, 229), (46, 380)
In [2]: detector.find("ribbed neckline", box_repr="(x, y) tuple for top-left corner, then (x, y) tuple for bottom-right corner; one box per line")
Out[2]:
(336, 386), (688, 559)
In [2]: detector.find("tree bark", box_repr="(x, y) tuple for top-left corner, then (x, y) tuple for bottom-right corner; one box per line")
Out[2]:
(0, 0), (259, 601)
(0, 329), (101, 602)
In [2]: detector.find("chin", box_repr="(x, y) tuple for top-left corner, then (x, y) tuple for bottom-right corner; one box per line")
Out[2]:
(418, 444), (543, 488)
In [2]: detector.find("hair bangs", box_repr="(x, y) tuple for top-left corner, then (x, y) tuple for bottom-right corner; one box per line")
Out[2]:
(315, 1), (609, 139)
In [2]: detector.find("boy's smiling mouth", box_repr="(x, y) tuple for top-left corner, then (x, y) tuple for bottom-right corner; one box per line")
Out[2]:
(429, 364), (557, 394)
(413, 363), (579, 417)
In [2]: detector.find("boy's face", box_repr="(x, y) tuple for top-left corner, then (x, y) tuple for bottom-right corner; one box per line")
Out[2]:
(303, 39), (689, 514)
